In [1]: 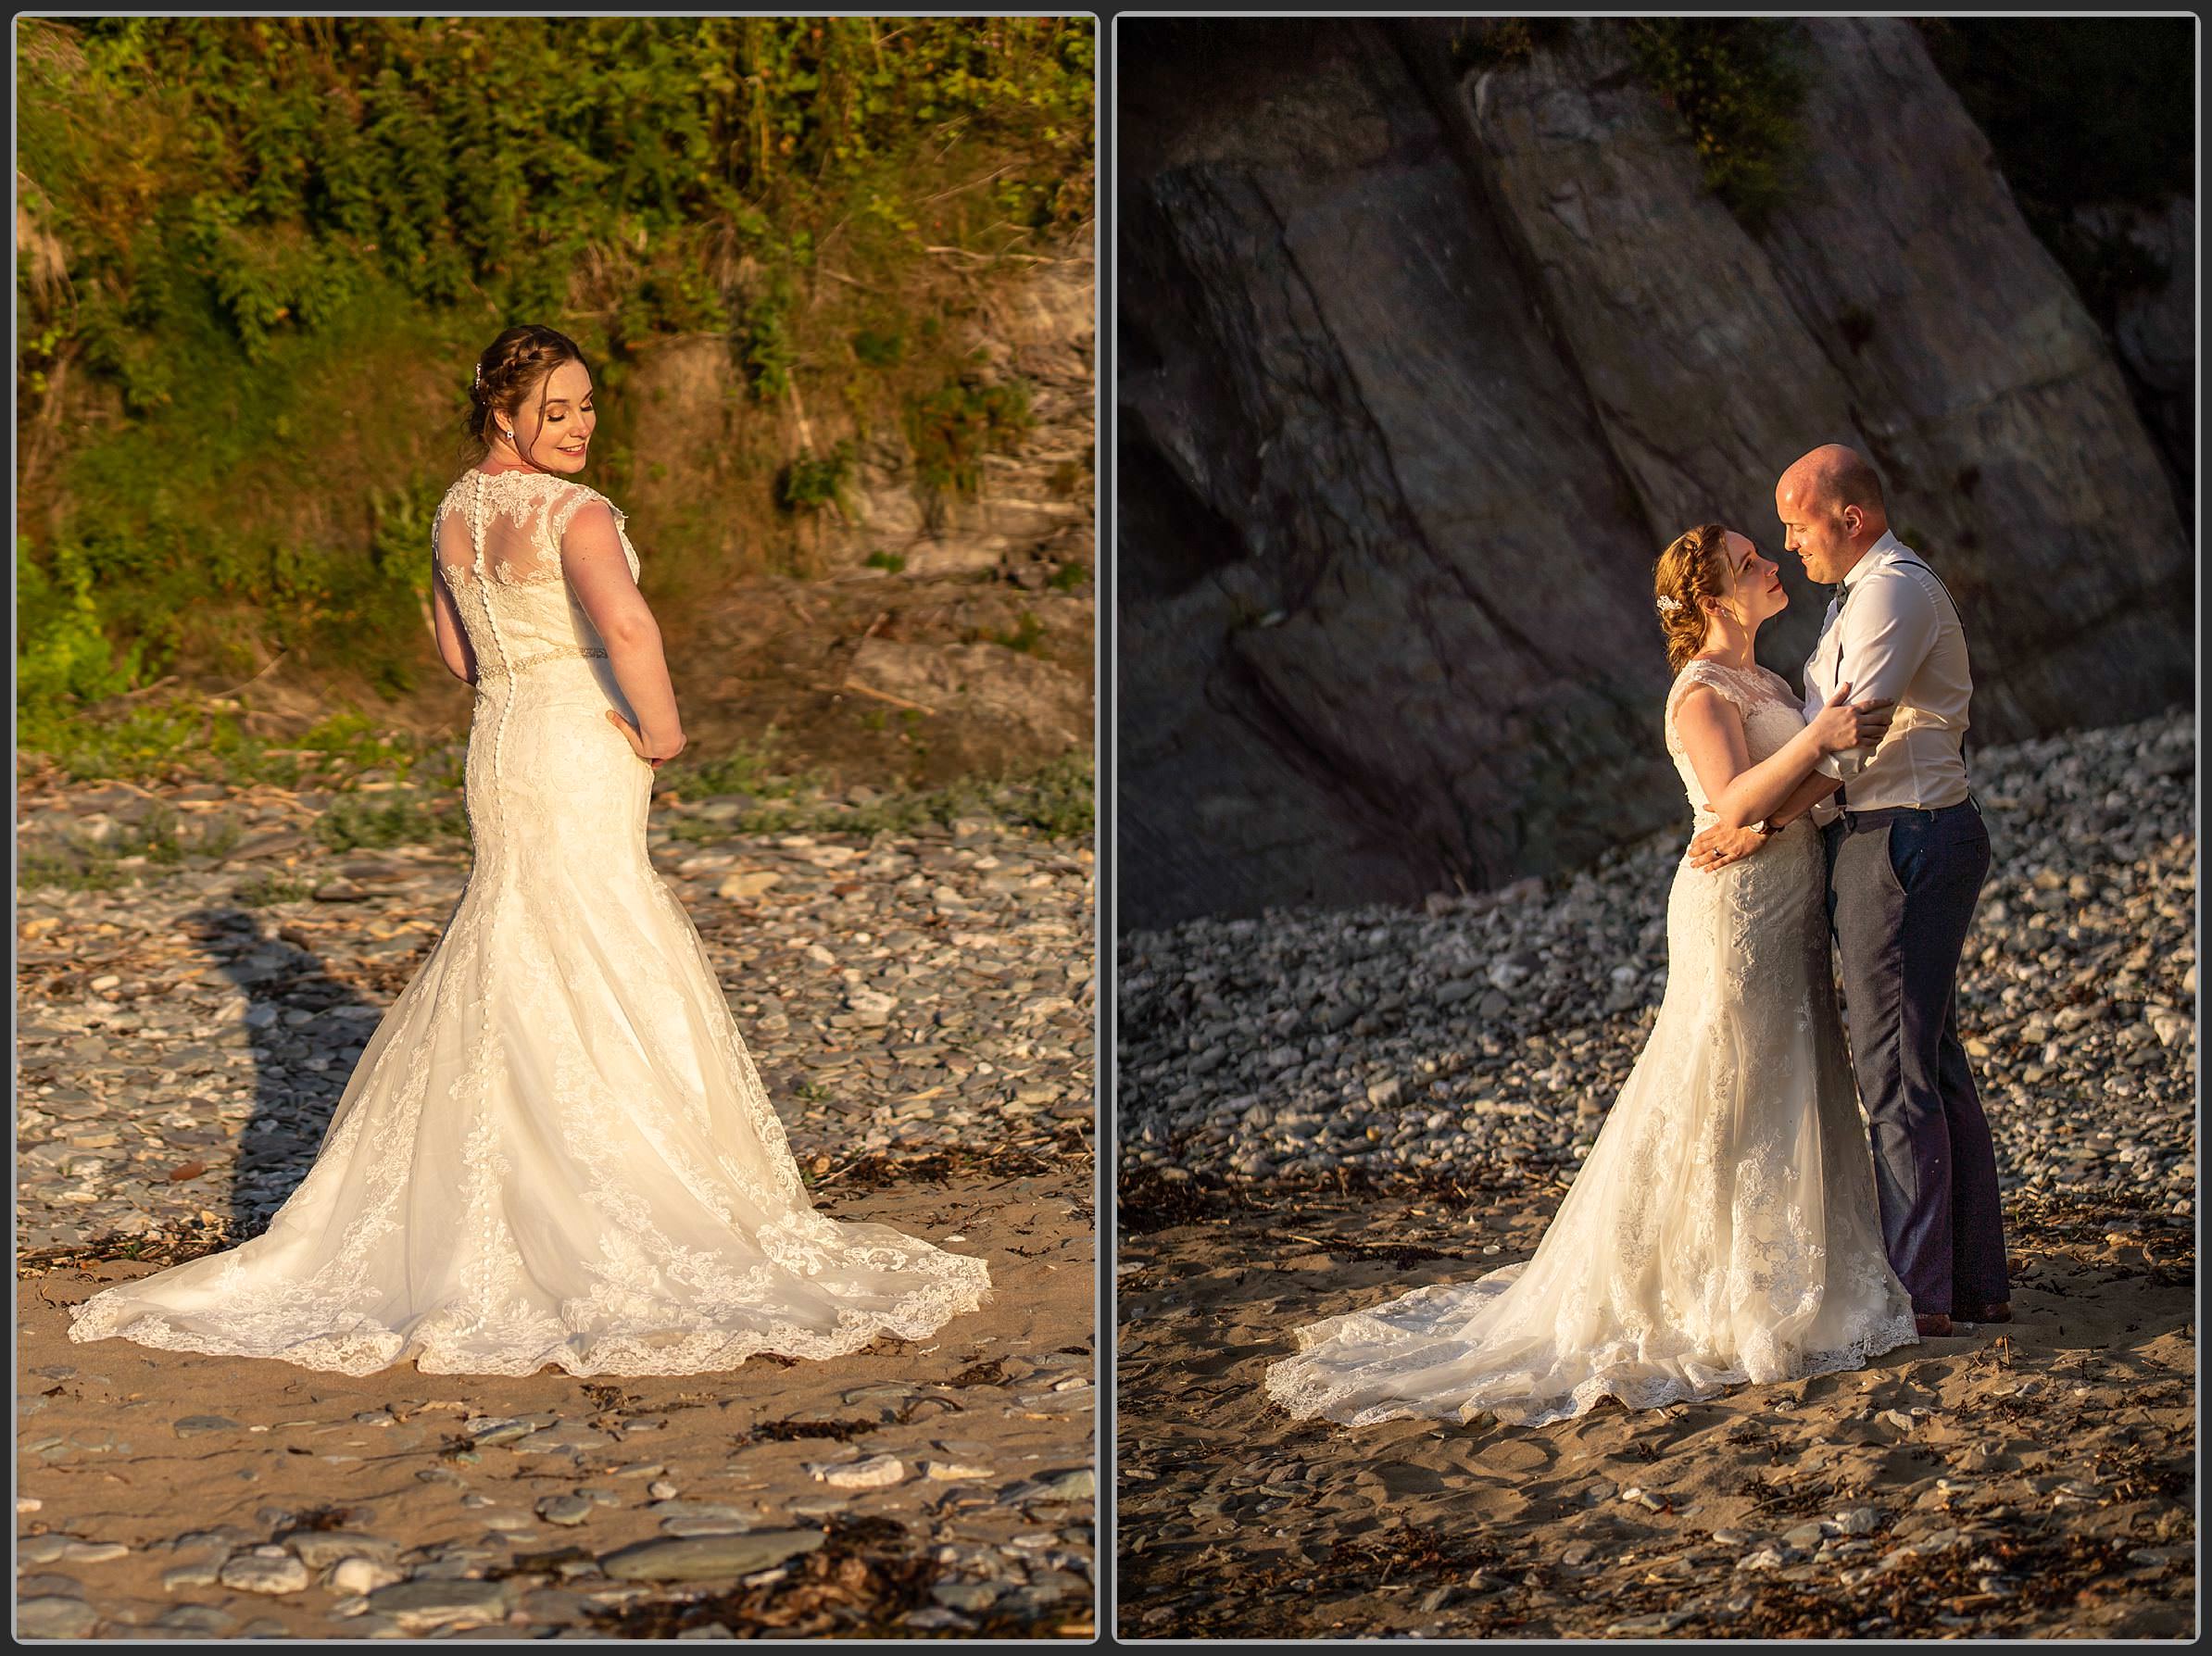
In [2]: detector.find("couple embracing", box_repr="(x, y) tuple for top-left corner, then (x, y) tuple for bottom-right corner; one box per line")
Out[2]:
(1268, 445), (2006, 1429)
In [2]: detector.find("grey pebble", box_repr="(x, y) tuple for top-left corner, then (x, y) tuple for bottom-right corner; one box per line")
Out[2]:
(19, 1596), (100, 1638)
(597, 1529), (826, 1584)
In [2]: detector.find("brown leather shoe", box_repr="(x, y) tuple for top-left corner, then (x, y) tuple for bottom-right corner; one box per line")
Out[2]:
(1955, 1301), (2012, 1324)
(1915, 1312), (1954, 1338)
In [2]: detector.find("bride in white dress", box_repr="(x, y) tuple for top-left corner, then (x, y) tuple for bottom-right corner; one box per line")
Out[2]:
(1264, 523), (1917, 1428)
(70, 325), (991, 1376)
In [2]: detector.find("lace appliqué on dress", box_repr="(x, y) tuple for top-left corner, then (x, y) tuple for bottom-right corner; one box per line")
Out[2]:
(1260, 658), (1916, 1428)
(67, 470), (990, 1377)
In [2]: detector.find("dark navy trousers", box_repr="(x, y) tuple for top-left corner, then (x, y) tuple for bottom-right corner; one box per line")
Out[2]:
(1824, 801), (2009, 1316)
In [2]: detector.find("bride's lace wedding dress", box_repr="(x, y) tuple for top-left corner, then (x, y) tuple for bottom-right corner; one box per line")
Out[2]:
(1264, 659), (1916, 1427)
(70, 468), (991, 1375)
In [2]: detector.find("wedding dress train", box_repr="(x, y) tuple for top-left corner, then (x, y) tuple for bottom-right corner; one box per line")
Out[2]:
(69, 468), (991, 1375)
(1263, 659), (1916, 1427)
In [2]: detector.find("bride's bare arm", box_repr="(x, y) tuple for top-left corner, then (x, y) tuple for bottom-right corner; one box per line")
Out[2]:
(559, 500), (685, 761)
(1675, 682), (1885, 829)
(1687, 770), (1840, 871)
(1767, 770), (1841, 829)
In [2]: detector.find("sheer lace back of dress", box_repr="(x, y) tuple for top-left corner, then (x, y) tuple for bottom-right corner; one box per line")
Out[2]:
(434, 469), (635, 593)
(433, 470), (641, 684)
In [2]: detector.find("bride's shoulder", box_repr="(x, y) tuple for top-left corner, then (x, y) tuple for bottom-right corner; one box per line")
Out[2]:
(549, 478), (624, 533)
(1665, 658), (1764, 718)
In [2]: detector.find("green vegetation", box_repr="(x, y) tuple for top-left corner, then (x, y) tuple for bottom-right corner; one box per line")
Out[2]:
(864, 548), (909, 573)
(678, 728), (826, 803)
(667, 746), (1093, 841)
(18, 16), (1093, 744)
(990, 610), (1048, 655)
(313, 789), (471, 852)
(19, 802), (244, 892)
(905, 369), (1036, 517)
(1447, 17), (1577, 75)
(1621, 19), (1809, 233)
(235, 871), (318, 908)
(1438, 19), (1808, 233)
(1917, 19), (2193, 327)
(19, 696), (451, 790)
(774, 441), (858, 517)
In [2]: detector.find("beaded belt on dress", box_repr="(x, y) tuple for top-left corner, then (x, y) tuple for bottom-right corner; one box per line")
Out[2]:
(474, 645), (609, 684)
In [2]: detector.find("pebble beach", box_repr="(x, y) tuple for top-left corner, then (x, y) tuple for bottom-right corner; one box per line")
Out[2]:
(1115, 709), (2194, 1639)
(15, 772), (1096, 1638)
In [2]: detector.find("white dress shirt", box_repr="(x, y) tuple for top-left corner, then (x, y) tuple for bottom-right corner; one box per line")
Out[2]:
(1801, 530), (1973, 819)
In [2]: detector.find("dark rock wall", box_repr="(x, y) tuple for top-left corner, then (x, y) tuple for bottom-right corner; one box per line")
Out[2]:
(1118, 18), (2193, 928)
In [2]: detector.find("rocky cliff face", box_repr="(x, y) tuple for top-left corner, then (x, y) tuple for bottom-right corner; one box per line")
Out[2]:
(1119, 18), (2193, 928)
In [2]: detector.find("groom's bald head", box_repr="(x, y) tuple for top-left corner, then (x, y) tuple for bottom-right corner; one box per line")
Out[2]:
(1780, 444), (1885, 517)
(1777, 444), (1888, 583)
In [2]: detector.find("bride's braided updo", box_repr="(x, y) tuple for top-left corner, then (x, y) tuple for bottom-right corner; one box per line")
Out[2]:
(468, 324), (590, 450)
(1653, 522), (1732, 673)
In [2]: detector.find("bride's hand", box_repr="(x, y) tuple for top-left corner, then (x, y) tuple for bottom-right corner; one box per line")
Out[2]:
(1688, 822), (1766, 872)
(1808, 682), (1895, 754)
(606, 710), (685, 768)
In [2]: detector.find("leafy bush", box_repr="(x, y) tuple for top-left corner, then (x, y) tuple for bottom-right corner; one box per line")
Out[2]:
(1622, 19), (1808, 232)
(16, 16), (1094, 746)
(775, 441), (857, 516)
(905, 370), (1035, 505)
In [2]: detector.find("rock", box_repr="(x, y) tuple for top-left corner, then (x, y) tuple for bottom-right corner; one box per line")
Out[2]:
(363, 1577), (510, 1632)
(597, 1530), (827, 1584)
(933, 1580), (1006, 1612)
(1117, 19), (2190, 926)
(171, 1414), (244, 1437)
(19, 1596), (99, 1638)
(921, 1459), (996, 1481)
(330, 1557), (407, 1595)
(814, 1454), (906, 1489)
(58, 1538), (129, 1564)
(848, 637), (1088, 749)
(152, 1604), (237, 1634)
(284, 1533), (398, 1570)
(218, 1549), (311, 1595)
(536, 1496), (595, 1526)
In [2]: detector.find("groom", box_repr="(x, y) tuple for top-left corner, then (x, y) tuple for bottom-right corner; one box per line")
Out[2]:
(1701, 445), (2009, 1339)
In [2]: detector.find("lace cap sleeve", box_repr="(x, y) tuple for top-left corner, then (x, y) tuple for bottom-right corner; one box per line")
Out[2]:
(1665, 659), (1756, 755)
(549, 484), (640, 580)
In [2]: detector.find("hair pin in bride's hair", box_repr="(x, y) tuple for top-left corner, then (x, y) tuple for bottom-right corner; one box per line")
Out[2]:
(471, 362), (485, 392)
(1655, 595), (1683, 615)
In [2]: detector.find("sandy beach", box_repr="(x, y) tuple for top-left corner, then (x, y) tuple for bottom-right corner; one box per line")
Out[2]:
(1116, 1171), (2193, 1639)
(19, 1160), (1094, 1639)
